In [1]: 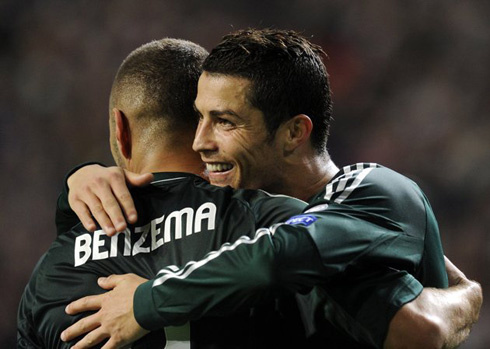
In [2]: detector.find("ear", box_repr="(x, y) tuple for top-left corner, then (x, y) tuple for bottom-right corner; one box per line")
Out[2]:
(113, 108), (132, 159)
(282, 114), (313, 152)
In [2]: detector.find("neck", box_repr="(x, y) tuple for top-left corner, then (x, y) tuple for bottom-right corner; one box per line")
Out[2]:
(278, 152), (339, 201)
(126, 147), (205, 178)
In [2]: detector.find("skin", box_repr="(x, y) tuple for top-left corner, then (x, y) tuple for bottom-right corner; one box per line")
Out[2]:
(62, 275), (148, 349)
(192, 72), (290, 192)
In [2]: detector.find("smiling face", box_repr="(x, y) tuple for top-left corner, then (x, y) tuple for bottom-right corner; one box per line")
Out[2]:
(192, 72), (286, 191)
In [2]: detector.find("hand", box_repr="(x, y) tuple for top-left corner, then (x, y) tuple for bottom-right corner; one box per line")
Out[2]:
(384, 256), (484, 349)
(61, 274), (149, 349)
(68, 165), (153, 236)
(444, 255), (482, 325)
(445, 255), (467, 286)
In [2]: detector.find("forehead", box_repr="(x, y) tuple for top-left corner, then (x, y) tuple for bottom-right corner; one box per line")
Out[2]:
(195, 72), (254, 114)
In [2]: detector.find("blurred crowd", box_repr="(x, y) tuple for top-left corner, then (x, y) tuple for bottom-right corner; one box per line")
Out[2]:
(1, 1), (488, 347)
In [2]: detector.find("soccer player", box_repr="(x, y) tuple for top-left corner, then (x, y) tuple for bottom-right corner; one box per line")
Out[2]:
(17, 38), (308, 348)
(60, 29), (481, 348)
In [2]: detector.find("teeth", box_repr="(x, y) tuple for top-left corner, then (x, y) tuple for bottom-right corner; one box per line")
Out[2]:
(206, 163), (233, 172)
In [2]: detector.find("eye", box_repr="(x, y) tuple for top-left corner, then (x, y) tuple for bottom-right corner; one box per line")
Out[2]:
(217, 117), (235, 127)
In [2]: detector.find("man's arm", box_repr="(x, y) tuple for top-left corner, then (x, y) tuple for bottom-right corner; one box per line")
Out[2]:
(57, 164), (153, 236)
(55, 162), (104, 235)
(61, 274), (149, 349)
(384, 257), (482, 349)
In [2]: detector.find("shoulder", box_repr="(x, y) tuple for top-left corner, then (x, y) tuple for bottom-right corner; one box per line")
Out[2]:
(234, 188), (306, 214)
(307, 163), (430, 237)
(312, 163), (424, 207)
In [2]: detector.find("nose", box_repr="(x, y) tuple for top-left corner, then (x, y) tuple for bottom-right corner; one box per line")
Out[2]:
(193, 117), (217, 154)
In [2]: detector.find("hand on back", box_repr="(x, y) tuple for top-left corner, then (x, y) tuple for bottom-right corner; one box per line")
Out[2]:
(67, 164), (153, 236)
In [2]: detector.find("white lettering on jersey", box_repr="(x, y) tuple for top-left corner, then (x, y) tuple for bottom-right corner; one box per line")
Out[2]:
(165, 207), (193, 241)
(93, 230), (108, 260)
(74, 234), (92, 267)
(195, 202), (216, 233)
(73, 202), (217, 267)
(133, 222), (151, 256)
(152, 215), (165, 250)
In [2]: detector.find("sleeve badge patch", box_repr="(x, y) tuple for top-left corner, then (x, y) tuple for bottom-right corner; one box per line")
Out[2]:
(285, 214), (317, 226)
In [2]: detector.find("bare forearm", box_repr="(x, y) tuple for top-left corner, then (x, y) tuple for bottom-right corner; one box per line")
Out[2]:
(437, 278), (482, 348)
(384, 279), (482, 349)
(440, 256), (483, 348)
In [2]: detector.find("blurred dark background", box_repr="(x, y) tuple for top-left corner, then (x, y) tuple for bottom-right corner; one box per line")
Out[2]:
(1, 1), (488, 347)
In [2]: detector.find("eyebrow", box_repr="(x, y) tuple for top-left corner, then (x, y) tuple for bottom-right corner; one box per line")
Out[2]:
(209, 109), (242, 120)
(193, 102), (243, 121)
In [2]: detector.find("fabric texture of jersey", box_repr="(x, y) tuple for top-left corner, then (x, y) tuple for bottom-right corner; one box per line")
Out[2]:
(17, 172), (306, 348)
(134, 163), (448, 348)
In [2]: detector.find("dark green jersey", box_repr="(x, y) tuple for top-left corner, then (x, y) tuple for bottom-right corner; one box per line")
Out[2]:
(134, 163), (447, 348)
(17, 172), (306, 349)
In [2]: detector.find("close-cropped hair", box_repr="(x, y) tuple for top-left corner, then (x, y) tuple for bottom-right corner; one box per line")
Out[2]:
(203, 28), (333, 154)
(111, 38), (208, 131)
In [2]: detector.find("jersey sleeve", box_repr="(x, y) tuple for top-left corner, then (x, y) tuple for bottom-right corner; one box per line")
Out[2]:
(133, 224), (327, 330)
(55, 162), (104, 236)
(301, 202), (425, 276)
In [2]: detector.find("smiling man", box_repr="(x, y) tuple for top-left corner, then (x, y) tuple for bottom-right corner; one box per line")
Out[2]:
(60, 29), (481, 349)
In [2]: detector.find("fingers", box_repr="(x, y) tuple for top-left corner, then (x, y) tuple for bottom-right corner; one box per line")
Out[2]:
(77, 188), (119, 236)
(66, 294), (104, 315)
(97, 274), (145, 290)
(96, 168), (131, 234)
(108, 170), (142, 225)
(100, 340), (116, 349)
(61, 313), (101, 343)
(444, 255), (466, 286)
(97, 275), (120, 290)
(71, 328), (109, 349)
(90, 167), (139, 232)
(68, 165), (136, 236)
(70, 200), (97, 232)
(101, 337), (128, 349)
(125, 170), (154, 188)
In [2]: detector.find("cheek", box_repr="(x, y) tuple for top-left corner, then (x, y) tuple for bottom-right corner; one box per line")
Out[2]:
(222, 134), (254, 160)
